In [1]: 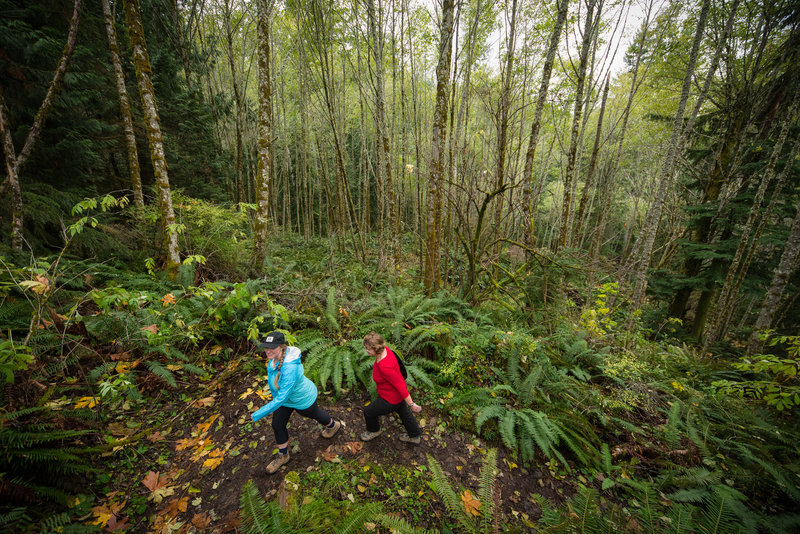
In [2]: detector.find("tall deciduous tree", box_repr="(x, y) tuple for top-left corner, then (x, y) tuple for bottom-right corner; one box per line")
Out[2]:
(366, 0), (399, 269)
(627, 0), (711, 313)
(0, 0), (82, 252)
(124, 0), (181, 278)
(521, 0), (569, 252)
(558, 0), (598, 252)
(424, 0), (456, 292)
(253, 0), (273, 268)
(102, 0), (142, 208)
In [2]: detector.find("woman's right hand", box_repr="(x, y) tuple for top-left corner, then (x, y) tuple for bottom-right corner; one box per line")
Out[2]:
(411, 404), (422, 414)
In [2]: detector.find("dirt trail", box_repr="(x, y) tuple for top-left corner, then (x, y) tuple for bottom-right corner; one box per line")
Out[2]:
(127, 370), (571, 532)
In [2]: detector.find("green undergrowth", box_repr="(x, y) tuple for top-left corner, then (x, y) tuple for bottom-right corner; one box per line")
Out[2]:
(2, 210), (800, 531)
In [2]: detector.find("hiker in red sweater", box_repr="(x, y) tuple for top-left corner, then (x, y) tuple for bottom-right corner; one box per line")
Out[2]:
(360, 331), (422, 444)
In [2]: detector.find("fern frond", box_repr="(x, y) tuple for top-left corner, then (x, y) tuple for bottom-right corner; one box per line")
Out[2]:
(478, 449), (498, 533)
(474, 405), (505, 435)
(239, 480), (289, 534)
(375, 513), (435, 534)
(336, 502), (381, 534)
(426, 454), (477, 533)
(145, 360), (177, 387)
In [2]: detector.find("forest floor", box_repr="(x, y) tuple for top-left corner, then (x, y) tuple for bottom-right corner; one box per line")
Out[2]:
(86, 358), (575, 533)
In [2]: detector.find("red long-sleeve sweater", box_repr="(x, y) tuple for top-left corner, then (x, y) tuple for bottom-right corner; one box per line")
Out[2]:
(373, 347), (409, 404)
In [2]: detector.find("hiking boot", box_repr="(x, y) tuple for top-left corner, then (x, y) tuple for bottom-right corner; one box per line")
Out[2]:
(321, 419), (344, 438)
(266, 452), (290, 474)
(399, 433), (421, 445)
(360, 429), (382, 441)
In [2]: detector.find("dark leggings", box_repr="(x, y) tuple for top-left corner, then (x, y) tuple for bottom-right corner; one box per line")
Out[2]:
(363, 397), (421, 438)
(271, 401), (332, 444)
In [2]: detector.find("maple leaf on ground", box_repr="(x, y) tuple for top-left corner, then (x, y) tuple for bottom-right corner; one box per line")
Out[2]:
(191, 512), (212, 530)
(344, 441), (363, 454)
(461, 490), (481, 517)
(142, 471), (170, 492)
(322, 445), (340, 462)
(202, 448), (225, 471)
(162, 293), (176, 306)
(161, 496), (188, 518)
(194, 414), (219, 435)
(176, 436), (202, 451)
(150, 485), (175, 503)
(238, 388), (254, 400)
(105, 515), (130, 532)
(90, 500), (126, 527)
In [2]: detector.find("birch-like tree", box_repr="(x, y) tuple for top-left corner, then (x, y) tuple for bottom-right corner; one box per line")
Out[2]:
(123, 0), (181, 278)
(424, 0), (456, 292)
(102, 0), (142, 208)
(253, 0), (273, 267)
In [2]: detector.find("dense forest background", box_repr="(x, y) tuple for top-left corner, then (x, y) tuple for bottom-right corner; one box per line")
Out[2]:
(2, 0), (800, 532)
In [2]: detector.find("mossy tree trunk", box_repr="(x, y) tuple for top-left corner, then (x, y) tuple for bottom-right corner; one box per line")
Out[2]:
(0, 0), (83, 252)
(253, 0), (273, 268)
(424, 0), (456, 292)
(102, 0), (142, 208)
(123, 0), (181, 279)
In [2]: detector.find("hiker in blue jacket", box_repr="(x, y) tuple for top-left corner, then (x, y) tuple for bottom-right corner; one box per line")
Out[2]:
(252, 331), (343, 473)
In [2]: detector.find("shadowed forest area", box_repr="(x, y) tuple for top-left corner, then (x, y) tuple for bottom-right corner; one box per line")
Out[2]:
(1, 0), (800, 532)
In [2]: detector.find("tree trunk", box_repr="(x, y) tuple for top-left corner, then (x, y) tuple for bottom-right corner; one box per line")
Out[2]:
(253, 0), (273, 267)
(125, 0), (180, 278)
(424, 0), (456, 292)
(492, 0), (519, 260)
(222, 0), (246, 205)
(704, 94), (800, 350)
(627, 0), (711, 313)
(0, 0), (83, 252)
(367, 0), (399, 269)
(558, 0), (597, 252)
(521, 0), (569, 252)
(102, 0), (142, 208)
(747, 196), (800, 354)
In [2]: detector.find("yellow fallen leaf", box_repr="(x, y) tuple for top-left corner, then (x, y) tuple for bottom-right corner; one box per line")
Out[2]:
(461, 490), (481, 516)
(202, 448), (225, 471)
(75, 396), (98, 409)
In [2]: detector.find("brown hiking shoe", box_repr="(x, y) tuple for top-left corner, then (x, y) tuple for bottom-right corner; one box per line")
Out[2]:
(399, 434), (421, 445)
(321, 419), (344, 438)
(266, 452), (290, 474)
(360, 429), (382, 441)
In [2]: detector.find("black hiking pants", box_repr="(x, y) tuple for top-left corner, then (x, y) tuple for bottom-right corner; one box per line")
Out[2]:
(363, 397), (421, 438)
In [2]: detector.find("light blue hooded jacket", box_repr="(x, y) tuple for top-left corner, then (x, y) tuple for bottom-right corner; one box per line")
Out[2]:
(252, 346), (318, 422)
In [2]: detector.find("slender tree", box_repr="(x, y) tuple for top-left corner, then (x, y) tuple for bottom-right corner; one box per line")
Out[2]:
(253, 0), (273, 267)
(521, 0), (569, 252)
(0, 0), (83, 252)
(627, 0), (711, 313)
(558, 0), (597, 252)
(102, 0), (142, 208)
(424, 0), (457, 292)
(124, 0), (181, 279)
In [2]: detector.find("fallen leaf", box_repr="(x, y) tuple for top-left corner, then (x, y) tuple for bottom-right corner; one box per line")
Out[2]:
(105, 515), (130, 532)
(147, 431), (166, 443)
(322, 445), (340, 462)
(162, 293), (176, 306)
(191, 512), (212, 530)
(176, 436), (202, 451)
(202, 448), (225, 471)
(357, 484), (366, 493)
(142, 471), (170, 492)
(238, 388), (254, 400)
(75, 396), (98, 409)
(150, 485), (175, 503)
(344, 441), (363, 454)
(195, 414), (219, 435)
(193, 396), (215, 408)
(141, 324), (158, 335)
(162, 496), (188, 518)
(461, 490), (481, 517)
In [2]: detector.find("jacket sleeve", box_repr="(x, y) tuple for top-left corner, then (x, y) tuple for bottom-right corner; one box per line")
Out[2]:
(252, 360), (300, 421)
